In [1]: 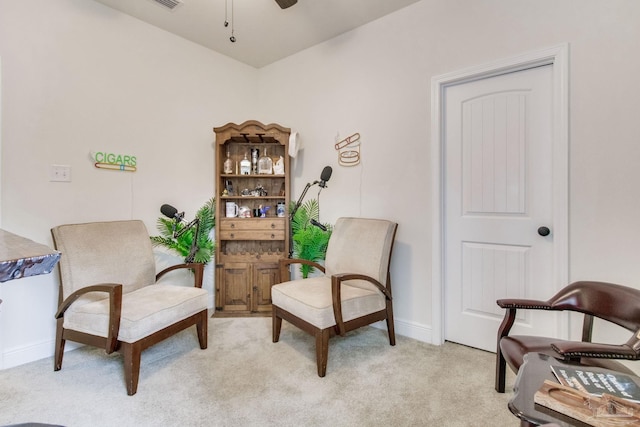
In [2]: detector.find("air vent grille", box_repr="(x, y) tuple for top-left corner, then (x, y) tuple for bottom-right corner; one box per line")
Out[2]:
(151, 0), (183, 10)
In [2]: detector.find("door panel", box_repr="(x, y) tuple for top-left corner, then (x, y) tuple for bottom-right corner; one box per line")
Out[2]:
(253, 262), (280, 312)
(463, 92), (526, 215)
(220, 262), (250, 312)
(444, 65), (557, 351)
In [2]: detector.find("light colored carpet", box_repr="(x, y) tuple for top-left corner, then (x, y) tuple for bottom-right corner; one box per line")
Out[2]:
(0, 317), (518, 426)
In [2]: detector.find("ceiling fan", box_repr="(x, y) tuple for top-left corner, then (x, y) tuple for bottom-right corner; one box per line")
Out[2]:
(150, 0), (297, 11)
(221, 0), (297, 43)
(275, 0), (297, 9)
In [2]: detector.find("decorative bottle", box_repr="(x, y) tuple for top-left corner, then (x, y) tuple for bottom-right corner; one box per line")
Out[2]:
(258, 147), (273, 175)
(223, 149), (233, 174)
(240, 152), (251, 175)
(251, 148), (259, 174)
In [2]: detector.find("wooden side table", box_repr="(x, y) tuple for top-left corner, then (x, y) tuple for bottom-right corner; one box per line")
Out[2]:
(509, 352), (594, 427)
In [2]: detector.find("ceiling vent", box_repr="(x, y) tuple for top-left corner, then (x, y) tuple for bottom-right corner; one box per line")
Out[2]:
(150, 0), (184, 11)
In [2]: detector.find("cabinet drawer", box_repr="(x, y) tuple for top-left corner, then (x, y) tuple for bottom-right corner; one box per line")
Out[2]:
(220, 229), (285, 240)
(220, 219), (285, 231)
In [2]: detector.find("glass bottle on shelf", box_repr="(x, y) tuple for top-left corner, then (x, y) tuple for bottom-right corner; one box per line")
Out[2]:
(258, 147), (273, 175)
(223, 149), (233, 174)
(274, 156), (285, 175)
(251, 148), (259, 174)
(240, 151), (251, 175)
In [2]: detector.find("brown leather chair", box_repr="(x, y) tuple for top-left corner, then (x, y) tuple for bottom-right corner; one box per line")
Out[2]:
(495, 281), (640, 392)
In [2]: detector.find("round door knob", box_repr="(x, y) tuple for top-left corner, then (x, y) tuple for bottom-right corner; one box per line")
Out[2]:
(538, 226), (551, 237)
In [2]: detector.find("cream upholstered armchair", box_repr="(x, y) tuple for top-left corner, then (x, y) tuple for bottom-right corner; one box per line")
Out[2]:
(272, 217), (398, 377)
(51, 220), (208, 395)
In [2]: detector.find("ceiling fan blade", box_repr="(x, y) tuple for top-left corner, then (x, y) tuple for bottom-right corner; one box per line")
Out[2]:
(275, 0), (297, 9)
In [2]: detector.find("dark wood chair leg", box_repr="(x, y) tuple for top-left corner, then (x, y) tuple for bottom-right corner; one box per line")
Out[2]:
(315, 328), (330, 377)
(495, 308), (516, 393)
(122, 342), (142, 396)
(272, 308), (282, 343)
(197, 310), (208, 349)
(495, 343), (507, 393)
(54, 319), (65, 371)
(385, 301), (396, 346)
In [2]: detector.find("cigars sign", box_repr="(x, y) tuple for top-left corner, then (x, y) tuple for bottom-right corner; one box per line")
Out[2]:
(91, 151), (137, 172)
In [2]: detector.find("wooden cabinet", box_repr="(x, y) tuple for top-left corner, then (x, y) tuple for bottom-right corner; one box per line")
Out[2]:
(213, 121), (290, 316)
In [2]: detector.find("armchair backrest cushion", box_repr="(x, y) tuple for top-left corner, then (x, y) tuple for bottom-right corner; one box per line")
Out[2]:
(324, 217), (397, 291)
(52, 220), (156, 301)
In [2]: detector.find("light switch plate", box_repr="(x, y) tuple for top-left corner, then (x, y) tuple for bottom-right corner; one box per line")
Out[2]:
(50, 164), (71, 182)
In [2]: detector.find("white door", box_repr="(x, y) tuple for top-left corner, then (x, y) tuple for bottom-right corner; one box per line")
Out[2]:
(443, 65), (559, 352)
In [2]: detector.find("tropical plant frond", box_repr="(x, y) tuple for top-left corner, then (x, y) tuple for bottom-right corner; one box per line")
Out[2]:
(289, 198), (332, 278)
(150, 197), (216, 264)
(155, 217), (178, 239)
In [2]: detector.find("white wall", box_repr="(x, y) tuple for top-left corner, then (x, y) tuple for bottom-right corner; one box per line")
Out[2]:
(257, 0), (640, 341)
(0, 0), (258, 367)
(3, 0), (640, 368)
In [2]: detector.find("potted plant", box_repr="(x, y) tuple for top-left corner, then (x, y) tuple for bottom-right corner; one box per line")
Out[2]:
(290, 198), (332, 278)
(150, 197), (216, 264)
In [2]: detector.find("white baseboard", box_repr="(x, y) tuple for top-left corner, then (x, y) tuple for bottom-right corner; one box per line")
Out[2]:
(2, 339), (53, 369)
(371, 318), (434, 344)
(2, 339), (81, 370)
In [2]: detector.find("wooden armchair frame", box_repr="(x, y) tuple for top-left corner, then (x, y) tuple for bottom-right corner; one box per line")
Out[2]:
(54, 262), (207, 395)
(51, 220), (208, 395)
(272, 218), (397, 377)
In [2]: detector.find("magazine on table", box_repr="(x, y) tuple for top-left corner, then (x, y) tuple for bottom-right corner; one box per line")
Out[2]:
(551, 364), (640, 403)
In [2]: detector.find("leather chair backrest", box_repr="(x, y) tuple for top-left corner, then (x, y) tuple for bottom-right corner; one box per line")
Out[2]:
(549, 281), (640, 332)
(324, 217), (397, 291)
(52, 220), (156, 301)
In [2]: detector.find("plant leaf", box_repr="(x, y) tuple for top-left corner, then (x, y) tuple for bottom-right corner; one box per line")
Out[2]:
(150, 197), (216, 264)
(289, 198), (332, 277)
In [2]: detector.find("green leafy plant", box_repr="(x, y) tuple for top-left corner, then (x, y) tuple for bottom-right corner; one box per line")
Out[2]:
(290, 198), (332, 278)
(150, 197), (216, 264)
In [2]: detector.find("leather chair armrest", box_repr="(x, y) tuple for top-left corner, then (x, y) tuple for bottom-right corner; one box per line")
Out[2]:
(156, 262), (204, 288)
(496, 298), (552, 348)
(497, 298), (552, 309)
(551, 341), (640, 360)
(55, 283), (123, 354)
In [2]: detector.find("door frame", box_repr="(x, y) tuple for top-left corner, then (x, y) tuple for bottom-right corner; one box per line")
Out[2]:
(430, 44), (570, 346)
(0, 56), (3, 368)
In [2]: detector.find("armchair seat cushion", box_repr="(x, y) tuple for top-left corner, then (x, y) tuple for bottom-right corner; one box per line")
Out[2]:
(500, 335), (636, 375)
(271, 276), (385, 330)
(64, 284), (208, 343)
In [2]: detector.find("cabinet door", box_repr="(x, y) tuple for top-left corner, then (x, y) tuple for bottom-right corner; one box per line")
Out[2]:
(219, 262), (251, 312)
(252, 262), (280, 313)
